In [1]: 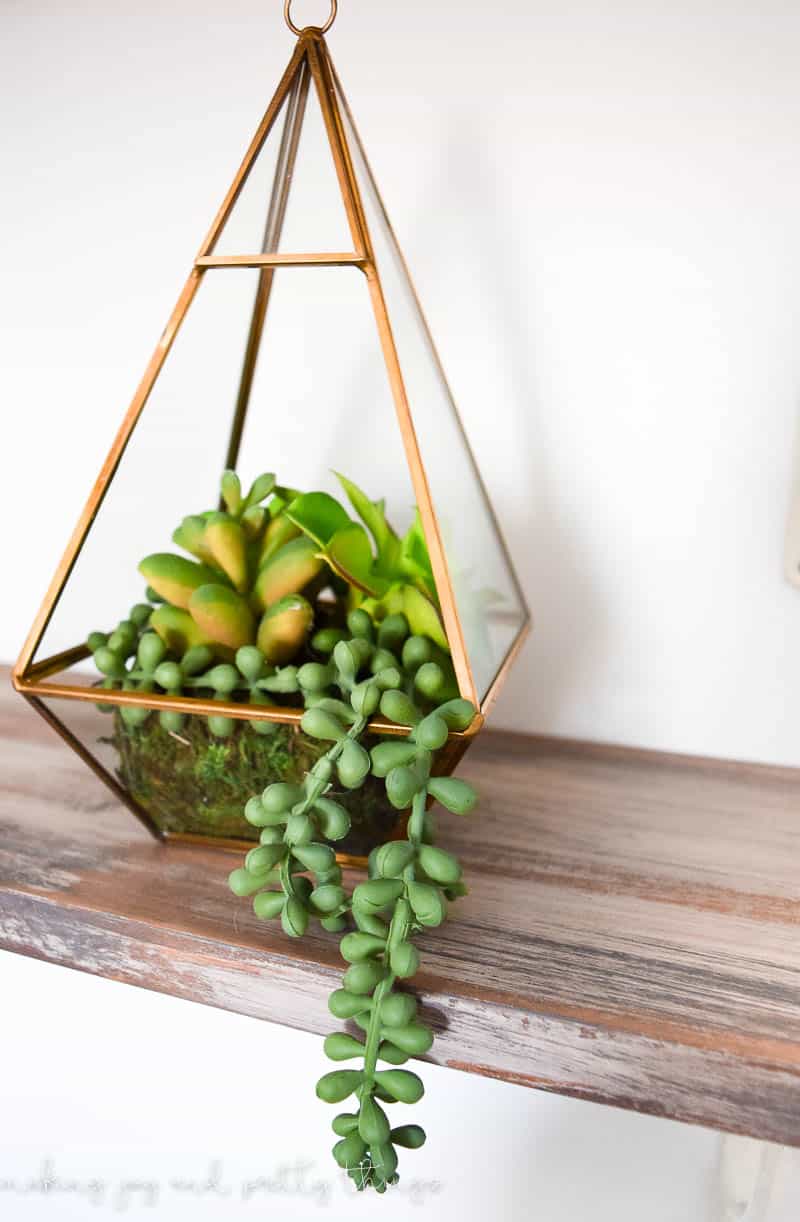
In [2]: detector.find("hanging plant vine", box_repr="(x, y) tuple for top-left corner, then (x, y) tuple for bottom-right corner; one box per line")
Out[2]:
(86, 470), (478, 1195)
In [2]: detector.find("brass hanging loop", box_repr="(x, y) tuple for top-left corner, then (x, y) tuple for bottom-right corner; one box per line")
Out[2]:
(283, 0), (337, 36)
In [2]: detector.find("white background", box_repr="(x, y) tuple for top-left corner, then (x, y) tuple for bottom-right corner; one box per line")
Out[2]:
(3, 1), (800, 1218)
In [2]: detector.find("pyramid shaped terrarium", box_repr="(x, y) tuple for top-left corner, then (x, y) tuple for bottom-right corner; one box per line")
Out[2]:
(14, 4), (532, 1193)
(14, 13), (528, 862)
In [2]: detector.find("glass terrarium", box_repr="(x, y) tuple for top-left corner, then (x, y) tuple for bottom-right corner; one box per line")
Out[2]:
(14, 22), (529, 862)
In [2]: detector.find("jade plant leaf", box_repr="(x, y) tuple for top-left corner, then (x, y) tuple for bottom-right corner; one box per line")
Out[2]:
(258, 513), (301, 566)
(242, 471), (276, 512)
(256, 593), (314, 663)
(241, 505), (267, 540)
(254, 536), (326, 611)
(149, 605), (214, 654)
(188, 583), (255, 650)
(204, 513), (248, 592)
(172, 515), (216, 564)
(285, 492), (351, 548)
(220, 469), (243, 516)
(138, 554), (222, 610)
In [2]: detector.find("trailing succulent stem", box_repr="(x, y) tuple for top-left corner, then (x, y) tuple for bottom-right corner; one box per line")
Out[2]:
(87, 467), (479, 1197)
(227, 608), (477, 1193)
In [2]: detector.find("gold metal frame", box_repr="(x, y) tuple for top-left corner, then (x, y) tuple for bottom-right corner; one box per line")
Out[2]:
(13, 24), (529, 847)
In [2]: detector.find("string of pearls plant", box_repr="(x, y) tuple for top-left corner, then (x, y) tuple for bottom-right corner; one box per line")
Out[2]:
(87, 469), (478, 1196)
(227, 609), (477, 1194)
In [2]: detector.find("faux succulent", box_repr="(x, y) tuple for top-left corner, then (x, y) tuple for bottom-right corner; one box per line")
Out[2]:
(87, 469), (478, 1196)
(129, 469), (450, 665)
(226, 611), (477, 1193)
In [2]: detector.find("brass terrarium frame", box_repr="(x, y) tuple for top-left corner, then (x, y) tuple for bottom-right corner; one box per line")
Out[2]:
(13, 7), (530, 844)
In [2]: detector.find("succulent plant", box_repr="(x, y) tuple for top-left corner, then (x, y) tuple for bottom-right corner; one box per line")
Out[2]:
(86, 469), (475, 1198)
(226, 608), (477, 1194)
(286, 473), (449, 650)
(127, 469), (451, 672)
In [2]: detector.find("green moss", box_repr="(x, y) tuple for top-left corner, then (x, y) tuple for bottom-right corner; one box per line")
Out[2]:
(110, 711), (399, 855)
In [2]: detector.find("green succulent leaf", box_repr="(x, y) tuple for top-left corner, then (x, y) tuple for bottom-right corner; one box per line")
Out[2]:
(310, 884), (347, 914)
(285, 491), (351, 548)
(328, 990), (372, 1020)
(252, 891), (286, 920)
(204, 513), (248, 591)
(332, 1113), (359, 1137)
(427, 775), (478, 815)
(220, 470), (243, 516)
(379, 993), (417, 1027)
(390, 1124), (426, 1150)
(242, 471), (276, 511)
(374, 1069), (425, 1104)
(256, 594), (313, 664)
(380, 1023), (434, 1056)
(150, 605), (214, 654)
(282, 896), (309, 937)
(313, 797), (350, 841)
(254, 536), (325, 611)
(358, 1095), (391, 1145)
(402, 585), (449, 652)
(188, 584), (255, 651)
(292, 843), (336, 874)
(258, 512), (301, 567)
(390, 942), (420, 978)
(332, 1132), (368, 1169)
(400, 509), (437, 599)
(172, 515), (215, 564)
(373, 841), (415, 877)
(339, 932), (387, 962)
(337, 738), (371, 789)
(324, 1033), (365, 1061)
(352, 878), (404, 914)
(417, 843), (462, 885)
(301, 706), (346, 743)
(316, 1070), (363, 1104)
(138, 554), (221, 610)
(407, 881), (446, 927)
(370, 740), (418, 777)
(334, 471), (401, 574)
(343, 960), (386, 994)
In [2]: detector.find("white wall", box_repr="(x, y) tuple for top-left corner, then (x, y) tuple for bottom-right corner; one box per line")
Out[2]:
(3, 4), (800, 1219)
(4, 0), (800, 764)
(0, 950), (726, 1222)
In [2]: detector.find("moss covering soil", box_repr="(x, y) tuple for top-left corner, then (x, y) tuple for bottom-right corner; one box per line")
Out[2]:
(107, 711), (401, 857)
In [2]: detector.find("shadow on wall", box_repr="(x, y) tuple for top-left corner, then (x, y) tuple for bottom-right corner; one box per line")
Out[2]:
(402, 117), (609, 730)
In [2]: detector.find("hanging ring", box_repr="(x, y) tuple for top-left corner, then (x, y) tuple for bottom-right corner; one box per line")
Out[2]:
(283, 0), (337, 36)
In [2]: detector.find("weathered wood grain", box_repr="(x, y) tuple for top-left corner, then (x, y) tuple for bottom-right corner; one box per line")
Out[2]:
(2, 669), (799, 1143)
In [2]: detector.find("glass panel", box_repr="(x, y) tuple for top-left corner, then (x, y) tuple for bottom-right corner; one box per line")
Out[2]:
(38, 694), (121, 786)
(238, 266), (416, 530)
(332, 70), (528, 703)
(40, 694), (404, 855)
(33, 271), (255, 670)
(211, 55), (354, 257)
(34, 260), (424, 675)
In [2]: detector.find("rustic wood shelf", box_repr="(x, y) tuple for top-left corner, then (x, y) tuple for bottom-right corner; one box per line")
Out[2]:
(2, 668), (799, 1144)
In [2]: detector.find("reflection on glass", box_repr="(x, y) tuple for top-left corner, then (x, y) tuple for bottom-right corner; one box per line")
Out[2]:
(332, 71), (528, 702)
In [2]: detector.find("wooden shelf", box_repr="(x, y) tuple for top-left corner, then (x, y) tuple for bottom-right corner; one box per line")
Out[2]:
(2, 667), (799, 1145)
